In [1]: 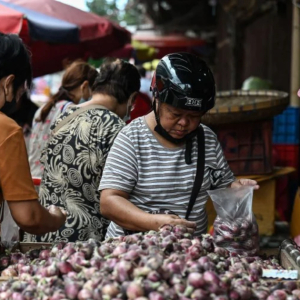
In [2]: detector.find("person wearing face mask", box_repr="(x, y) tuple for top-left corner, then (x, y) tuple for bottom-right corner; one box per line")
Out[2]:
(0, 32), (67, 236)
(27, 58), (141, 242)
(99, 53), (259, 238)
(28, 61), (98, 178)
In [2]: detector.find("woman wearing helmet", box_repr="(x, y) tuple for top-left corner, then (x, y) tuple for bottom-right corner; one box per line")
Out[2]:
(99, 52), (258, 238)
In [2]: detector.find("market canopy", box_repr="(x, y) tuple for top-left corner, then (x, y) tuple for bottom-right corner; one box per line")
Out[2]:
(0, 0), (131, 76)
(133, 30), (206, 58)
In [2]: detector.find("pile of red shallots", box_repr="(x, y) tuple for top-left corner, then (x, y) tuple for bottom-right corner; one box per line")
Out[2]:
(0, 225), (299, 300)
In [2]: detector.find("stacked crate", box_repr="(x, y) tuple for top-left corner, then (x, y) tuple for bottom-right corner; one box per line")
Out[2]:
(273, 106), (300, 171)
(272, 106), (300, 221)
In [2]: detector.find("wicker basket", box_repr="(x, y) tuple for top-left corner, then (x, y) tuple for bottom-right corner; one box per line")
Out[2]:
(202, 90), (289, 125)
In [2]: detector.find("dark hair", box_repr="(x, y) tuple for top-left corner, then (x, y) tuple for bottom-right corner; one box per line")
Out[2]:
(136, 65), (146, 78)
(92, 58), (141, 104)
(0, 33), (32, 93)
(10, 93), (38, 127)
(36, 60), (98, 122)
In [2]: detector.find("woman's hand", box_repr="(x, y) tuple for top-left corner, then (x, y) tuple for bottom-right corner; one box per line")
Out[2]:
(8, 200), (67, 235)
(47, 205), (67, 231)
(150, 214), (197, 233)
(230, 179), (259, 190)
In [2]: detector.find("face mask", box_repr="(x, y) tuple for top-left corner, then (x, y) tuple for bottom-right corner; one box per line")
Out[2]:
(153, 101), (199, 165)
(0, 85), (18, 116)
(123, 104), (132, 122)
(0, 97), (17, 116)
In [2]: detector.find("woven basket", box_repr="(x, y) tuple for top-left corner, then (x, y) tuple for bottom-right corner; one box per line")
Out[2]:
(202, 90), (289, 125)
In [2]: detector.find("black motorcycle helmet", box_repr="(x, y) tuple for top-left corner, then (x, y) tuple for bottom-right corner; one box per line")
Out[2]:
(151, 52), (216, 112)
(150, 53), (216, 164)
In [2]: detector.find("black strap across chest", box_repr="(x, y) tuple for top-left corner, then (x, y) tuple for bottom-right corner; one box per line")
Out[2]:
(185, 126), (205, 220)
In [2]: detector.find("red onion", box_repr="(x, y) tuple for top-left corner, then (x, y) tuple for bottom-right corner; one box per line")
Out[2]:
(147, 270), (161, 282)
(77, 288), (93, 300)
(114, 260), (134, 282)
(190, 288), (210, 300)
(64, 281), (82, 300)
(283, 282), (297, 293)
(38, 249), (51, 261)
(188, 244), (203, 260)
(126, 282), (144, 299)
(148, 292), (164, 300)
(253, 290), (270, 300)
(187, 272), (205, 289)
(292, 289), (300, 297)
(11, 292), (25, 300)
(102, 282), (120, 298)
(180, 238), (193, 250)
(203, 271), (220, 283)
(272, 290), (287, 300)
(112, 243), (128, 257)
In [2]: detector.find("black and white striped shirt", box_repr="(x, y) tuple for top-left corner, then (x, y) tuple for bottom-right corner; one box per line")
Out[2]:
(99, 117), (235, 238)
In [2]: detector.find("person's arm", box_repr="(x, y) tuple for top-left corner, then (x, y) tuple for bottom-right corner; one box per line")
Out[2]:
(100, 189), (196, 232)
(0, 126), (66, 235)
(7, 200), (66, 235)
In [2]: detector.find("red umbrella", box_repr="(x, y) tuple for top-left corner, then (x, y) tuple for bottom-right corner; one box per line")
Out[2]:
(0, 0), (131, 76)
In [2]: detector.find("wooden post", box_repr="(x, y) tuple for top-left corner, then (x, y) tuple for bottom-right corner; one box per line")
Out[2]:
(290, 4), (300, 107)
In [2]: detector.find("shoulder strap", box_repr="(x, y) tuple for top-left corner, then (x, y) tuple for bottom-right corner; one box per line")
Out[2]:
(52, 104), (107, 135)
(0, 200), (4, 223)
(185, 125), (205, 220)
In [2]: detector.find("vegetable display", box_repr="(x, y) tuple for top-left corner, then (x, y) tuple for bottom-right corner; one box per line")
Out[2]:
(0, 225), (298, 300)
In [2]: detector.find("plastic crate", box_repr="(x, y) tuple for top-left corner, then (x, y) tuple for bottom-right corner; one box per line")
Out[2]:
(273, 106), (300, 144)
(273, 144), (299, 172)
(212, 121), (273, 175)
(32, 177), (41, 194)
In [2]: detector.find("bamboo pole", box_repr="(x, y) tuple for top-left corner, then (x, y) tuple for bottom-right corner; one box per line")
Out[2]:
(290, 4), (300, 107)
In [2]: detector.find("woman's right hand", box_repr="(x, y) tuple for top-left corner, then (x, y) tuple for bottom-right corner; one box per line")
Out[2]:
(8, 200), (68, 235)
(150, 214), (196, 233)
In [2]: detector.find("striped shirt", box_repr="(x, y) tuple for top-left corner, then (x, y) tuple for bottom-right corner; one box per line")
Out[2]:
(99, 117), (235, 238)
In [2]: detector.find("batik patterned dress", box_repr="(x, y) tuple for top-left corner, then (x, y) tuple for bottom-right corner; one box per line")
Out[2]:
(26, 106), (124, 242)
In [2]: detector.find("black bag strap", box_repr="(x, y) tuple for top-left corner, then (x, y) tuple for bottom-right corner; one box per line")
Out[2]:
(0, 200), (4, 223)
(185, 125), (205, 220)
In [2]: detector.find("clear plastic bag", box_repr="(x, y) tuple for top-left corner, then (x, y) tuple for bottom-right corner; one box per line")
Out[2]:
(1, 201), (19, 248)
(208, 186), (259, 256)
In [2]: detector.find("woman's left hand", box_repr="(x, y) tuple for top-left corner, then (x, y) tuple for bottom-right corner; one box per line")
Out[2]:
(230, 179), (259, 190)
